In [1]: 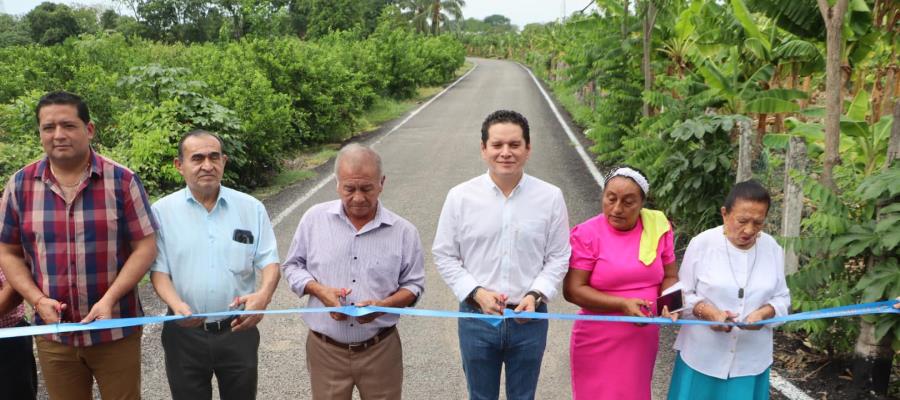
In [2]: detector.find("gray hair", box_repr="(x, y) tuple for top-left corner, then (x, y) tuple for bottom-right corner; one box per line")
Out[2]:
(334, 143), (383, 180)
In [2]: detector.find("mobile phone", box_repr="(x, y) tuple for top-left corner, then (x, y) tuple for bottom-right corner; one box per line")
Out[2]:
(232, 229), (254, 244)
(656, 289), (685, 316)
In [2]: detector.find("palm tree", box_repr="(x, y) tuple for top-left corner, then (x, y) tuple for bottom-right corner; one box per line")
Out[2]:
(399, 0), (465, 35)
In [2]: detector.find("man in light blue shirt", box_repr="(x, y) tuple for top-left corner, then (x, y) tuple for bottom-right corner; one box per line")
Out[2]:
(150, 130), (280, 400)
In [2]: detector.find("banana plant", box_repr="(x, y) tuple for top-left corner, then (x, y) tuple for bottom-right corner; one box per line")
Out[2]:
(764, 90), (894, 176)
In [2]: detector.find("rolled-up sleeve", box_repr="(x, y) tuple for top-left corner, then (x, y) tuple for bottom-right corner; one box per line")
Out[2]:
(530, 189), (570, 301)
(398, 224), (425, 300)
(281, 212), (315, 297)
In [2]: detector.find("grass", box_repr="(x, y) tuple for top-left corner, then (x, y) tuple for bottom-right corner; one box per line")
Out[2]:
(251, 61), (476, 200)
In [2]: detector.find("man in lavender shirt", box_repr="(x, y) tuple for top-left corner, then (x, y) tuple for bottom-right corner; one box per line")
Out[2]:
(282, 143), (425, 400)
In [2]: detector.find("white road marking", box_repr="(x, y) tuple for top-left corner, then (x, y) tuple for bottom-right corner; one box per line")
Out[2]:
(270, 63), (479, 228)
(518, 62), (605, 188)
(771, 370), (815, 400)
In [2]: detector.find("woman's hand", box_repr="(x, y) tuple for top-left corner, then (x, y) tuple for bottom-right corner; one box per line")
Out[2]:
(709, 310), (738, 332)
(619, 298), (651, 326)
(741, 304), (775, 331)
(661, 305), (680, 322)
(620, 298), (651, 317)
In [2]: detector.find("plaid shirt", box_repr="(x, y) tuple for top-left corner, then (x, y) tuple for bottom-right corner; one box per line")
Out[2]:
(0, 151), (157, 346)
(0, 266), (25, 328)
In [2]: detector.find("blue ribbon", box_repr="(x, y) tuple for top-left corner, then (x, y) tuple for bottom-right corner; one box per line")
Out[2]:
(1, 300), (896, 339)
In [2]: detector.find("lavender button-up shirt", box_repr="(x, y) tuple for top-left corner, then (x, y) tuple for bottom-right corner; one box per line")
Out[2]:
(282, 200), (425, 343)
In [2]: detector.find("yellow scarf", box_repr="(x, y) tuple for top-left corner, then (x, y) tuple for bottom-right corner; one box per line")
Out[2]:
(639, 209), (670, 266)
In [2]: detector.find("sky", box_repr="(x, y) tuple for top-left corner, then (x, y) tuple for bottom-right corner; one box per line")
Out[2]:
(3, 0), (597, 27)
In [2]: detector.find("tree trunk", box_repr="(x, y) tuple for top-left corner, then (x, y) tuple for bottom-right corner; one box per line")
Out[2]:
(736, 119), (754, 182)
(641, 0), (657, 117)
(431, 1), (440, 36)
(622, 0), (629, 38)
(781, 137), (807, 275)
(817, 0), (849, 191)
(851, 97), (900, 397)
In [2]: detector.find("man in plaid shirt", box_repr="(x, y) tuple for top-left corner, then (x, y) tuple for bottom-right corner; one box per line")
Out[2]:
(0, 91), (158, 400)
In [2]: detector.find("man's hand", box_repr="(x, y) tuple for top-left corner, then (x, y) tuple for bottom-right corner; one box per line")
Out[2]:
(309, 282), (352, 321)
(80, 298), (113, 324)
(354, 300), (386, 324)
(512, 294), (537, 324)
(172, 301), (204, 328)
(35, 297), (66, 324)
(472, 288), (507, 316)
(230, 291), (273, 332)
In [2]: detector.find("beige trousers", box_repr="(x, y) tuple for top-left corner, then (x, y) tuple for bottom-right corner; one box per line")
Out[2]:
(306, 328), (403, 400)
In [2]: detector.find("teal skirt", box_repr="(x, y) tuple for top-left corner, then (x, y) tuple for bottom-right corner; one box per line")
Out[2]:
(667, 352), (770, 400)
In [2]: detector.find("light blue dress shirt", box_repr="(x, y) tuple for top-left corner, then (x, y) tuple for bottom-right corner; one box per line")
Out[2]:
(151, 187), (279, 319)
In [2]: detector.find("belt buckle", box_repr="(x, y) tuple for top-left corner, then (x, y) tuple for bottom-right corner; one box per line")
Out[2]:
(204, 319), (224, 332)
(348, 341), (368, 352)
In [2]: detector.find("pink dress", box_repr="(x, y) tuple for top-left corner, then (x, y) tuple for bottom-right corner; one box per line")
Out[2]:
(569, 214), (675, 400)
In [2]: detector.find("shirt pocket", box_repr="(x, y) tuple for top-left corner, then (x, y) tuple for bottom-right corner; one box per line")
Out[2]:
(366, 252), (403, 293)
(226, 241), (255, 278)
(516, 218), (548, 249)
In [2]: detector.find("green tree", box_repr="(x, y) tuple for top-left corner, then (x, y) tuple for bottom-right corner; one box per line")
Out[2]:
(24, 2), (83, 45)
(0, 14), (33, 47)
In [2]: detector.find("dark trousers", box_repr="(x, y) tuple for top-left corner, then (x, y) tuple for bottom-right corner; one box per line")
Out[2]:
(161, 321), (260, 400)
(0, 319), (38, 400)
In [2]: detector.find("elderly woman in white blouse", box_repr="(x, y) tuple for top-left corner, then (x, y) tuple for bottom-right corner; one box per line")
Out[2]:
(668, 180), (791, 400)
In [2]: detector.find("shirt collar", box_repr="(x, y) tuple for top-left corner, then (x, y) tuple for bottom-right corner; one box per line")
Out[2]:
(328, 199), (395, 228)
(35, 149), (104, 181)
(184, 186), (229, 210)
(481, 171), (528, 196)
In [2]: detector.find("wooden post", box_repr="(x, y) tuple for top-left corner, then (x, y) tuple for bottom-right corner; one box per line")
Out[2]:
(781, 136), (807, 275)
(736, 119), (754, 182)
(886, 101), (900, 166)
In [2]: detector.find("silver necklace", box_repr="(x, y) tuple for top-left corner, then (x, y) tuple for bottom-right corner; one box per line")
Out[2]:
(724, 234), (758, 299)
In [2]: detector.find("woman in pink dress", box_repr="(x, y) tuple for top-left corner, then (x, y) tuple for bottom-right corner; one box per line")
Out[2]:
(563, 166), (678, 400)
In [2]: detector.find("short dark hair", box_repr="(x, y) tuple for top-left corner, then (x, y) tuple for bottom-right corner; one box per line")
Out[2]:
(35, 91), (91, 125)
(724, 180), (771, 214)
(481, 110), (530, 145)
(177, 129), (225, 160)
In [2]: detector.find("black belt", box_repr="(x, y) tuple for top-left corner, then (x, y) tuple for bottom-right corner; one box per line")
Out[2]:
(202, 316), (236, 333)
(311, 326), (396, 353)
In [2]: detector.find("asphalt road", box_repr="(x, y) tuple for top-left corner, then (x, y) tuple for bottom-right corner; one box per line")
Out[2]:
(38, 58), (680, 399)
(249, 57), (678, 399)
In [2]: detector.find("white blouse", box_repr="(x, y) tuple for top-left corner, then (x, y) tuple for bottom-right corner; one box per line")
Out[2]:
(673, 225), (791, 379)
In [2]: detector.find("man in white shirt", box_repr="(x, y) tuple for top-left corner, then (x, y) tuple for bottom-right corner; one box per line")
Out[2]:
(433, 110), (571, 400)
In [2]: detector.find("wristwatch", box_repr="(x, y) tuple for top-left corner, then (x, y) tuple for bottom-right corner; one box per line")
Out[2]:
(525, 290), (544, 308)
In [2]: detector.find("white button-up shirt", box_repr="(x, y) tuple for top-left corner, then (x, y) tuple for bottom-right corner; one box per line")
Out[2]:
(674, 225), (791, 379)
(432, 173), (571, 303)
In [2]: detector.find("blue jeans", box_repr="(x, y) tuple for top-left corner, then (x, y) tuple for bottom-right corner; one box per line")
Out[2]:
(458, 301), (549, 400)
